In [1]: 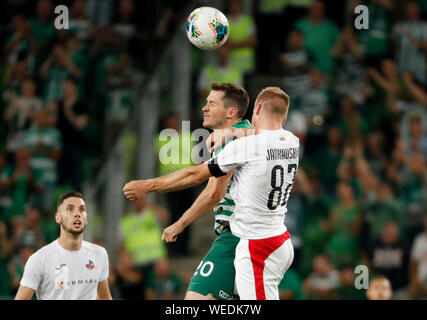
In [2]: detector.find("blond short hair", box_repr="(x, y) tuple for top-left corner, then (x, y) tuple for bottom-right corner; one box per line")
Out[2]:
(255, 87), (290, 118)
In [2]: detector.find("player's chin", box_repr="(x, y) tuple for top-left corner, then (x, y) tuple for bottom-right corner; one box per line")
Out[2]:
(203, 120), (214, 130)
(68, 225), (86, 235)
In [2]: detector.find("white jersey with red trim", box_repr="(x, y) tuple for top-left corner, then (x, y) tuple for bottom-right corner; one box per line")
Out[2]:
(209, 129), (299, 240)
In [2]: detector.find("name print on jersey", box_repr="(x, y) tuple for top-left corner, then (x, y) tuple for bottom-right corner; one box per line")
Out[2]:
(266, 147), (299, 161)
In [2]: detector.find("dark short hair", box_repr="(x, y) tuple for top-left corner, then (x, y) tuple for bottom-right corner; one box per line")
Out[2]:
(57, 191), (84, 208)
(211, 82), (250, 119)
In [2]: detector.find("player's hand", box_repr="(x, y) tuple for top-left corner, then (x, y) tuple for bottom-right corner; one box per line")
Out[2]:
(161, 221), (184, 243)
(123, 180), (152, 200)
(206, 128), (233, 153)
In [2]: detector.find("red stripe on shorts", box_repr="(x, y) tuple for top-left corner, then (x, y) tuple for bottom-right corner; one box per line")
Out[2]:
(248, 230), (291, 300)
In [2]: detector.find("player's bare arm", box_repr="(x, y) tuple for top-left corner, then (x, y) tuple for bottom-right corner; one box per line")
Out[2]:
(123, 163), (212, 201)
(207, 127), (255, 153)
(162, 171), (233, 243)
(14, 285), (35, 300)
(96, 279), (112, 300)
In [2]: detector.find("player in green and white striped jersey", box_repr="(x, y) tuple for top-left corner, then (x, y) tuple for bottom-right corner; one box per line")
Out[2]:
(212, 119), (251, 236)
(161, 83), (251, 300)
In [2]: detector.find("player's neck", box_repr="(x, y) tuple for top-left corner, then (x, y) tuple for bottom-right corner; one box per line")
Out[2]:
(58, 233), (83, 251)
(254, 119), (282, 133)
(220, 118), (241, 129)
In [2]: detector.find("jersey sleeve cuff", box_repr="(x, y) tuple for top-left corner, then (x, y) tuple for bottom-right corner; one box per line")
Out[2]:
(20, 280), (37, 291)
(208, 159), (226, 177)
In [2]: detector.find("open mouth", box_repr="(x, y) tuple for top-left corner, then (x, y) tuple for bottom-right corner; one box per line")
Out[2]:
(73, 221), (82, 227)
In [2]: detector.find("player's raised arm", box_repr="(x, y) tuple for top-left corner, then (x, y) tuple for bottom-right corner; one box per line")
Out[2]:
(162, 171), (233, 243)
(123, 163), (213, 201)
(15, 285), (35, 300)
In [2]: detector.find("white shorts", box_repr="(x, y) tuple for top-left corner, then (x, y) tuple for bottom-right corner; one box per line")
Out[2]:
(234, 231), (294, 300)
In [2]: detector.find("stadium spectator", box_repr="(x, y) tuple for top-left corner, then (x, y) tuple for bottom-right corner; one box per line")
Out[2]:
(358, 0), (393, 68)
(1, 148), (40, 221)
(21, 108), (61, 211)
(114, 249), (145, 299)
(336, 266), (366, 300)
(7, 243), (36, 297)
(53, 77), (88, 191)
(197, 46), (243, 100)
(119, 195), (169, 287)
(0, 153), (12, 216)
(39, 43), (83, 102)
(28, 0), (56, 71)
(392, 116), (426, 242)
(225, 0), (257, 74)
(145, 257), (184, 300)
(293, 0), (340, 75)
(103, 52), (142, 151)
(336, 140), (378, 199)
(0, 220), (14, 298)
(69, 0), (95, 42)
(303, 254), (340, 299)
(12, 207), (46, 253)
(335, 96), (367, 142)
(3, 77), (42, 153)
(313, 126), (343, 194)
(362, 181), (405, 247)
(392, 1), (427, 85)
(364, 131), (390, 181)
(366, 275), (393, 300)
(323, 181), (363, 268)
(278, 268), (306, 300)
(331, 26), (365, 104)
(368, 221), (410, 299)
(3, 15), (37, 69)
(279, 30), (312, 112)
(408, 216), (427, 299)
(155, 113), (195, 256)
(2, 58), (31, 96)
(112, 0), (138, 48)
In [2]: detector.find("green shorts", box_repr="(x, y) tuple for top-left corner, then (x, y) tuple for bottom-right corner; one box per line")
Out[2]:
(187, 230), (239, 300)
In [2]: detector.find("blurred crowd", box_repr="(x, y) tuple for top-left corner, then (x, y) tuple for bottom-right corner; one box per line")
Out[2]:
(0, 0), (427, 300)
(0, 0), (192, 299)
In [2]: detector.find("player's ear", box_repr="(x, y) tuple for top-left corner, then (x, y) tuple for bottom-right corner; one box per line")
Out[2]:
(282, 115), (287, 126)
(226, 106), (239, 119)
(55, 212), (61, 224)
(255, 103), (262, 115)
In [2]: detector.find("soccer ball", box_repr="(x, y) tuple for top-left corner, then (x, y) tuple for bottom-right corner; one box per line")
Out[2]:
(186, 7), (229, 50)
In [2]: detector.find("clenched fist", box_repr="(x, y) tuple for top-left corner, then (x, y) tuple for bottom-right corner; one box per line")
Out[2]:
(123, 180), (153, 200)
(161, 221), (185, 243)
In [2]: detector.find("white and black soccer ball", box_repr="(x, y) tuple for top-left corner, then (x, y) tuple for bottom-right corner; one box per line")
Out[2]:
(186, 6), (229, 50)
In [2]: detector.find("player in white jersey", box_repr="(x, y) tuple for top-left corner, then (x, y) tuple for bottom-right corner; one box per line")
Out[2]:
(15, 191), (112, 300)
(124, 87), (297, 299)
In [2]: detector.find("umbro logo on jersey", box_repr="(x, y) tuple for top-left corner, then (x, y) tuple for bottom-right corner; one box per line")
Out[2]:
(54, 264), (66, 270)
(86, 260), (96, 270)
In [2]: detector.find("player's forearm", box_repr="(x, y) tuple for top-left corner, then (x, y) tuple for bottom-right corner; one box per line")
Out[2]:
(179, 187), (221, 228)
(152, 165), (209, 193)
